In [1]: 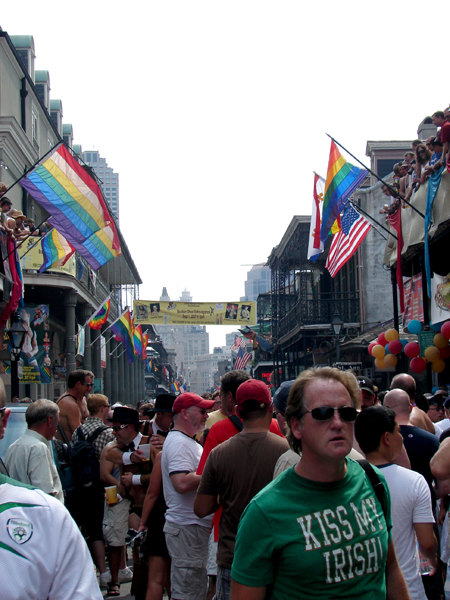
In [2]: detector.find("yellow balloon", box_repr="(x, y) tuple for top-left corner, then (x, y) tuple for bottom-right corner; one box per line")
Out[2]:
(385, 329), (399, 342)
(384, 354), (397, 367)
(434, 333), (448, 349)
(432, 359), (446, 373)
(372, 345), (386, 359)
(424, 346), (441, 362)
(375, 357), (386, 369)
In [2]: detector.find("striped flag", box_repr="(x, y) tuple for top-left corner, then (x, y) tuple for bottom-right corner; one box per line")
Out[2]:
(39, 228), (75, 273)
(326, 204), (371, 277)
(133, 324), (145, 358)
(234, 347), (252, 370)
(87, 296), (111, 329)
(110, 309), (135, 364)
(230, 336), (247, 351)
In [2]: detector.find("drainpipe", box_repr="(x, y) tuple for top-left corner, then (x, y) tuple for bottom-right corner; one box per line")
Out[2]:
(20, 78), (28, 131)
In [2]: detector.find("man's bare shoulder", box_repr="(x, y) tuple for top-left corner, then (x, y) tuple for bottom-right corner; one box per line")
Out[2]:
(57, 395), (78, 412)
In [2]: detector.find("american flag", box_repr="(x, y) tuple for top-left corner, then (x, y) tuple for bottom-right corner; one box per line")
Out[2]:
(325, 204), (371, 277)
(230, 336), (247, 352)
(234, 347), (252, 370)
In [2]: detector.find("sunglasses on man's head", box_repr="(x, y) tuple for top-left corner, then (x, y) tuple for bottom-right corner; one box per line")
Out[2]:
(302, 406), (357, 422)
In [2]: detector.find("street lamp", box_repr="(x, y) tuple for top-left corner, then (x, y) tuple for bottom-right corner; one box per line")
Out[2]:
(331, 312), (344, 364)
(7, 311), (26, 401)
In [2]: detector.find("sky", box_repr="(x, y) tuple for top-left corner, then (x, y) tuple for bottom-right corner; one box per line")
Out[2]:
(1, 2), (449, 350)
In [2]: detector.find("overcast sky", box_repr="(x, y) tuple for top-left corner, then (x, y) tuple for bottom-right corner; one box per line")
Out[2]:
(2, 2), (448, 350)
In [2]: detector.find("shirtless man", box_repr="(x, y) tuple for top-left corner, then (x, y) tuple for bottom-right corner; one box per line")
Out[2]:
(55, 369), (94, 443)
(390, 373), (435, 434)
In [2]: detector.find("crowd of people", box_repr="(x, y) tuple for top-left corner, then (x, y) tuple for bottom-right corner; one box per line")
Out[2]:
(380, 107), (449, 217)
(0, 181), (52, 240)
(2, 366), (450, 599)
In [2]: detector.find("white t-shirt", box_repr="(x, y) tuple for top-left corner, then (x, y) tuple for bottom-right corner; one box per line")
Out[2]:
(162, 430), (212, 528)
(436, 418), (450, 433)
(0, 475), (102, 600)
(379, 463), (434, 600)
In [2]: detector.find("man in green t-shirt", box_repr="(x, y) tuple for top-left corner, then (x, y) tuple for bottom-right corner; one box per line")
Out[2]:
(231, 367), (410, 600)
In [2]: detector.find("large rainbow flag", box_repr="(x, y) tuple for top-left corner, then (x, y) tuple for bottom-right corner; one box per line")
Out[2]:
(133, 324), (144, 359)
(88, 296), (111, 330)
(111, 309), (135, 364)
(20, 144), (121, 270)
(320, 141), (367, 244)
(39, 228), (75, 273)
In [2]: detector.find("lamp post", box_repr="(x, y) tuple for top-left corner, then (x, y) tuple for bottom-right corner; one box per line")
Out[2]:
(7, 311), (27, 401)
(331, 312), (344, 364)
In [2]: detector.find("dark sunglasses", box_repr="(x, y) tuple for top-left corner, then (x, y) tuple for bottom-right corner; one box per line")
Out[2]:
(302, 406), (357, 422)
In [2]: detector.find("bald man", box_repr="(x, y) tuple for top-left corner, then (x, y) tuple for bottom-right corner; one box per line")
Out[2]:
(390, 374), (435, 434)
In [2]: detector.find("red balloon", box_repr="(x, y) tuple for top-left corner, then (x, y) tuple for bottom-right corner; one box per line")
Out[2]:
(368, 342), (378, 356)
(404, 342), (420, 358)
(442, 321), (450, 340)
(388, 340), (403, 355)
(440, 345), (450, 360)
(410, 357), (426, 373)
(377, 333), (387, 347)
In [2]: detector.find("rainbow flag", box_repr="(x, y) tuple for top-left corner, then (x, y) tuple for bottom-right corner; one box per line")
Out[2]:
(133, 324), (144, 359)
(110, 309), (135, 364)
(171, 382), (179, 393)
(320, 141), (367, 244)
(88, 296), (111, 330)
(142, 332), (148, 360)
(20, 144), (121, 270)
(38, 228), (75, 273)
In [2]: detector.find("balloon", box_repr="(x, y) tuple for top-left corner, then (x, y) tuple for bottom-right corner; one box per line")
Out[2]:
(400, 339), (408, 348)
(385, 344), (391, 355)
(408, 320), (422, 335)
(384, 354), (398, 367)
(377, 333), (387, 347)
(388, 340), (403, 355)
(368, 342), (378, 356)
(372, 345), (386, 359)
(424, 346), (440, 362)
(431, 322), (442, 331)
(440, 346), (450, 360)
(441, 321), (450, 340)
(375, 357), (386, 369)
(432, 386), (439, 394)
(434, 334), (448, 349)
(385, 329), (399, 342)
(410, 357), (426, 373)
(404, 342), (420, 358)
(432, 359), (446, 374)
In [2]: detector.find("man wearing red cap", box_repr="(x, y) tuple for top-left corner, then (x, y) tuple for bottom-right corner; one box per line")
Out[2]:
(161, 392), (215, 600)
(194, 380), (289, 600)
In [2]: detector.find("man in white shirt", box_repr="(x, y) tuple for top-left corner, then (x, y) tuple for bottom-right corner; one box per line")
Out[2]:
(161, 392), (215, 600)
(5, 399), (63, 503)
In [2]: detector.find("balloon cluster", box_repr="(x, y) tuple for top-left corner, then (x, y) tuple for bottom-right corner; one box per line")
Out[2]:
(368, 319), (450, 373)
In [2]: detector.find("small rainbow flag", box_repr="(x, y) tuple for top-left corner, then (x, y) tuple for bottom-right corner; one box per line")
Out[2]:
(142, 332), (148, 360)
(111, 309), (135, 364)
(88, 296), (111, 330)
(172, 382), (179, 393)
(39, 228), (75, 273)
(320, 141), (367, 244)
(133, 324), (144, 359)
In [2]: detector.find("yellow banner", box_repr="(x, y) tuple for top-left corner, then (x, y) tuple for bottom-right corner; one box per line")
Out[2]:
(134, 300), (256, 326)
(18, 236), (76, 276)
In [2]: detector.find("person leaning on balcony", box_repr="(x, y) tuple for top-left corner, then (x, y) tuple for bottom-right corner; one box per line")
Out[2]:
(7, 209), (29, 241)
(432, 110), (450, 172)
(0, 196), (14, 237)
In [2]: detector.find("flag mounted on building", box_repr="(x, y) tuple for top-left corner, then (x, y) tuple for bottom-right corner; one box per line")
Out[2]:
(230, 336), (247, 351)
(87, 296), (111, 330)
(234, 346), (252, 370)
(142, 331), (148, 360)
(133, 324), (145, 359)
(325, 204), (371, 277)
(38, 228), (75, 274)
(110, 309), (135, 364)
(20, 144), (121, 271)
(308, 173), (325, 261)
(320, 141), (368, 244)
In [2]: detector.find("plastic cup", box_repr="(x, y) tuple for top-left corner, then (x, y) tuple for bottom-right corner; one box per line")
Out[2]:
(105, 485), (118, 505)
(140, 444), (150, 461)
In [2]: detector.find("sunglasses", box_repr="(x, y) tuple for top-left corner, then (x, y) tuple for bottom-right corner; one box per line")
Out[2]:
(112, 423), (129, 432)
(302, 406), (357, 422)
(85, 383), (94, 387)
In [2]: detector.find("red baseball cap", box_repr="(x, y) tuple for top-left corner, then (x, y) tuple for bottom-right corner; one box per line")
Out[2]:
(172, 392), (215, 414)
(236, 379), (272, 409)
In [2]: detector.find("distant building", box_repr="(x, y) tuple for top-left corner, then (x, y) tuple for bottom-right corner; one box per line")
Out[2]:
(241, 263), (271, 301)
(82, 150), (120, 223)
(193, 347), (231, 395)
(180, 288), (192, 302)
(160, 287), (170, 301)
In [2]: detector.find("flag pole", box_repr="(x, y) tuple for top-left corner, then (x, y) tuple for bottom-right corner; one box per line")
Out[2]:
(6, 219), (55, 259)
(10, 229), (51, 263)
(348, 201), (394, 241)
(2, 141), (63, 195)
(89, 307), (128, 347)
(326, 134), (425, 219)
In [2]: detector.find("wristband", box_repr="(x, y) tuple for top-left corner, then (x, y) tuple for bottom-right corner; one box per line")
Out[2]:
(123, 451), (132, 465)
(132, 475), (142, 486)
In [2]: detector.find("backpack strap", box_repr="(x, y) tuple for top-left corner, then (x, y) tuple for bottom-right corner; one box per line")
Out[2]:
(86, 425), (108, 444)
(57, 423), (71, 446)
(228, 414), (243, 432)
(357, 459), (388, 518)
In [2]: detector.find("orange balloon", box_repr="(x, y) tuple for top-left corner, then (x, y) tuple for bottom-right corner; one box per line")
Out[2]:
(432, 359), (446, 373)
(384, 354), (398, 367)
(375, 357), (386, 369)
(424, 346), (441, 362)
(372, 345), (386, 359)
(385, 329), (399, 342)
(434, 333), (448, 349)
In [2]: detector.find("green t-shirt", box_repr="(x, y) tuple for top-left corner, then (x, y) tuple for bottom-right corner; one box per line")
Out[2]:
(231, 458), (392, 600)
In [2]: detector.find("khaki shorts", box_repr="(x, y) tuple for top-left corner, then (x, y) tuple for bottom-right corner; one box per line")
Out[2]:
(164, 522), (209, 600)
(102, 498), (131, 547)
